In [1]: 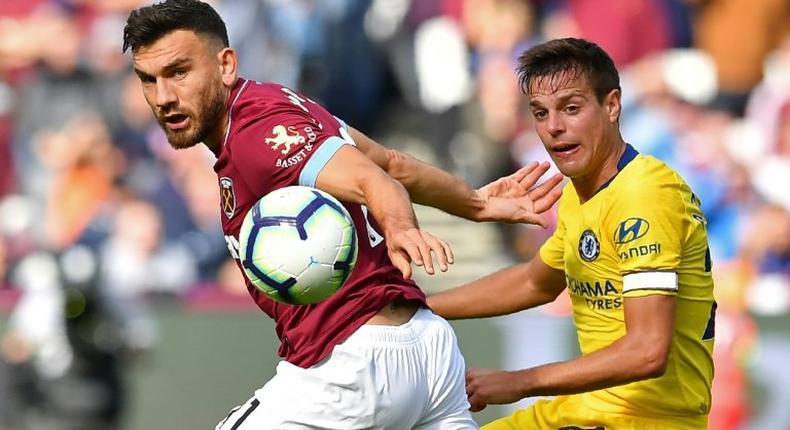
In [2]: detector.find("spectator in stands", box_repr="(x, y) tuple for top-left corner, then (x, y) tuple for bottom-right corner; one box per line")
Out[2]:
(100, 197), (197, 297)
(692, 0), (790, 116)
(36, 114), (121, 249)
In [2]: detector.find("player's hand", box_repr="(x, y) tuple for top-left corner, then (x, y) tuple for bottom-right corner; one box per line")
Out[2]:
(386, 228), (454, 279)
(474, 161), (563, 227)
(466, 368), (526, 412)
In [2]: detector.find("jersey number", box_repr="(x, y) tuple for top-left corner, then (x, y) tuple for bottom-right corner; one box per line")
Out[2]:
(701, 241), (714, 339)
(225, 235), (241, 260)
(281, 87), (315, 113)
(360, 206), (384, 248)
(694, 196), (715, 340)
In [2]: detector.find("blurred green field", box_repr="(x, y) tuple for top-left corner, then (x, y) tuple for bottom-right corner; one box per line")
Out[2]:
(3, 304), (789, 429)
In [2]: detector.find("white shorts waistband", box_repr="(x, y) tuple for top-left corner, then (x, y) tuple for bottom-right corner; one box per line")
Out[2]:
(350, 307), (442, 345)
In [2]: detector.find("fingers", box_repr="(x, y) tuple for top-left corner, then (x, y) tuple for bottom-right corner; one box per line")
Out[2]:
(519, 213), (549, 229)
(422, 231), (453, 273)
(536, 186), (563, 214)
(388, 250), (413, 280)
(389, 229), (454, 277)
(529, 173), (564, 213)
(421, 234), (447, 273)
(399, 230), (435, 275)
(508, 161), (540, 183)
(518, 161), (552, 189)
(468, 396), (487, 413)
(528, 172), (563, 201)
(466, 369), (488, 412)
(441, 238), (455, 266)
(404, 235), (431, 273)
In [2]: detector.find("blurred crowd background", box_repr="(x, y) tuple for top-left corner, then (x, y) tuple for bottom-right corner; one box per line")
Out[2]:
(0, 0), (788, 429)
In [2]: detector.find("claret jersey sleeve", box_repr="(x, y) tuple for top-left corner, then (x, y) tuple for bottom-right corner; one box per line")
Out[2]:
(228, 86), (353, 197)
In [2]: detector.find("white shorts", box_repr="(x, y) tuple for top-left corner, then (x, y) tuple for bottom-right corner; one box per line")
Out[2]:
(216, 308), (478, 429)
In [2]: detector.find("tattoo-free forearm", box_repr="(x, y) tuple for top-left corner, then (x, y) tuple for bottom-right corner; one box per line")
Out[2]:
(516, 294), (675, 397)
(385, 149), (486, 220)
(516, 333), (668, 397)
(314, 144), (419, 237)
(358, 167), (419, 239)
(349, 128), (485, 220)
(428, 259), (563, 319)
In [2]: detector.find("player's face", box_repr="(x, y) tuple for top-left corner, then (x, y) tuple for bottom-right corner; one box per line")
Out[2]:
(528, 72), (620, 180)
(132, 30), (227, 150)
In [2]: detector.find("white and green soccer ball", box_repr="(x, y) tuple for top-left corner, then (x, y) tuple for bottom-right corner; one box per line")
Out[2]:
(238, 186), (358, 305)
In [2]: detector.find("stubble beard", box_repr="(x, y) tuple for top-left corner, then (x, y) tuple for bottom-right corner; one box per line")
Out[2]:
(161, 83), (226, 150)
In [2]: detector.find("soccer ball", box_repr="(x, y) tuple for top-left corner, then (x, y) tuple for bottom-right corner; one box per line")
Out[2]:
(238, 186), (358, 305)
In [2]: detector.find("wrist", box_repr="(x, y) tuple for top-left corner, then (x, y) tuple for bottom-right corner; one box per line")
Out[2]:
(467, 190), (487, 221)
(382, 219), (417, 242)
(515, 368), (536, 398)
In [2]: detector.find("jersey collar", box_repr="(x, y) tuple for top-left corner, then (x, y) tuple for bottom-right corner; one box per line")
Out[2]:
(219, 78), (250, 150)
(595, 143), (639, 194)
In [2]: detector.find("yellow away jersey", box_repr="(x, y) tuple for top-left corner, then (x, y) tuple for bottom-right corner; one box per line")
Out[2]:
(539, 144), (715, 421)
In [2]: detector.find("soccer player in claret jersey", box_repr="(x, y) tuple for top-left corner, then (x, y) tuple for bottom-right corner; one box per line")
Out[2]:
(122, 1), (562, 428)
(428, 38), (716, 429)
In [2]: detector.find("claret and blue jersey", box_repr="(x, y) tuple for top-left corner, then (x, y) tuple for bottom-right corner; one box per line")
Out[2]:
(539, 144), (715, 424)
(212, 79), (426, 368)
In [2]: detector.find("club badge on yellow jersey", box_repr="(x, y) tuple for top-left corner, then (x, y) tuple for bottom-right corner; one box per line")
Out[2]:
(578, 230), (600, 261)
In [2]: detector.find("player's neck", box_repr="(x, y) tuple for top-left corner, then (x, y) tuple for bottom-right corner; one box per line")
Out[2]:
(203, 103), (232, 156)
(572, 139), (627, 203)
(202, 78), (240, 156)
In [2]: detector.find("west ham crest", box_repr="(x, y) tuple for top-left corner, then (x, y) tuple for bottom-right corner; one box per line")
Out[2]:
(219, 177), (236, 219)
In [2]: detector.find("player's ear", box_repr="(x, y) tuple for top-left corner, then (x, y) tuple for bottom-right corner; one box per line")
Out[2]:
(218, 47), (238, 87)
(604, 88), (621, 123)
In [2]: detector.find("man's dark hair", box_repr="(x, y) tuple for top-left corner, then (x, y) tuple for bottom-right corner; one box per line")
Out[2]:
(516, 38), (620, 102)
(122, 0), (229, 53)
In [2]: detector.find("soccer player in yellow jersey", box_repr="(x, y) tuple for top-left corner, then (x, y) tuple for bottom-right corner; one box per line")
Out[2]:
(428, 38), (715, 429)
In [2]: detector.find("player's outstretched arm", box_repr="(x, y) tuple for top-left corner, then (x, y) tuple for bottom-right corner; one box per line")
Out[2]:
(349, 127), (563, 226)
(464, 294), (676, 411)
(427, 256), (566, 320)
(315, 144), (452, 279)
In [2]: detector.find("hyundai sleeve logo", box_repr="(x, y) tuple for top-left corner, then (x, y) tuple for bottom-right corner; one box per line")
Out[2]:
(615, 218), (650, 244)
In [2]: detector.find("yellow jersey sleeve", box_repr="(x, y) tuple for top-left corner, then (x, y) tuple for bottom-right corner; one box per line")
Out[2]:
(605, 171), (692, 298)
